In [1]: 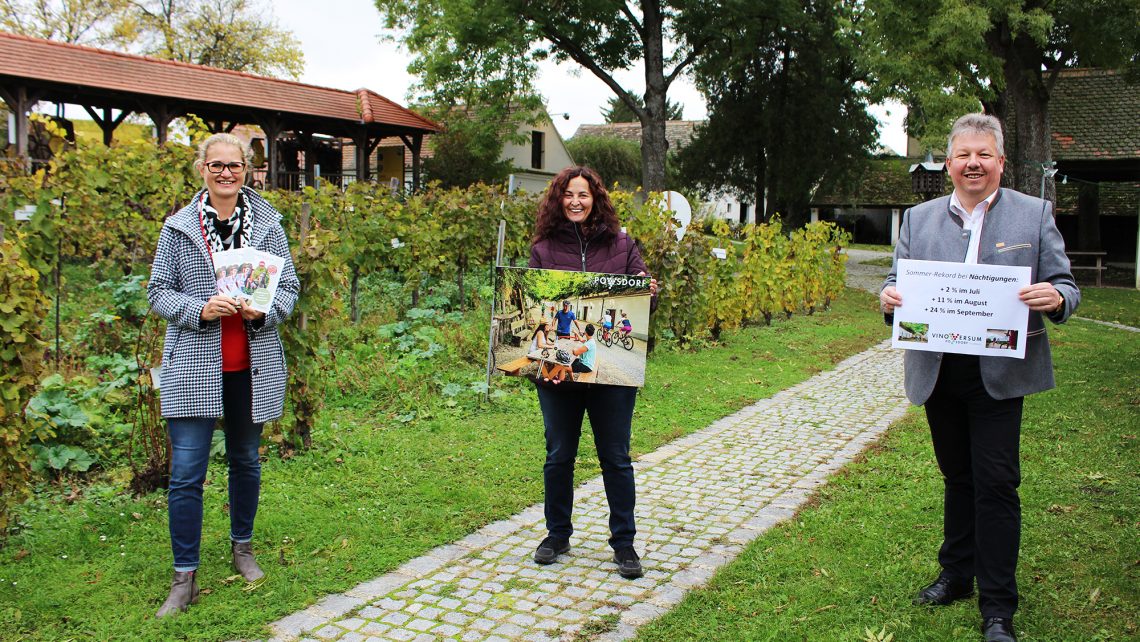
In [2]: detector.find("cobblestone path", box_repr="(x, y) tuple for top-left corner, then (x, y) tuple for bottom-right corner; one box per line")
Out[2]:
(844, 248), (892, 294)
(267, 342), (909, 642)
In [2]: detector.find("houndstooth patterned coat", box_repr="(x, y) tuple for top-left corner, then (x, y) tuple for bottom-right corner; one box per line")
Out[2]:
(148, 187), (300, 424)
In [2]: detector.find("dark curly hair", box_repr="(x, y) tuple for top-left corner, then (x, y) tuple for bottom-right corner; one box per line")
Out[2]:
(532, 166), (621, 243)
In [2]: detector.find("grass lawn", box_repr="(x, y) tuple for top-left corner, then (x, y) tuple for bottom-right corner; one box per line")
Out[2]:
(0, 290), (887, 641)
(859, 256), (895, 268)
(848, 243), (894, 253)
(637, 315), (1139, 641)
(1074, 287), (1140, 328)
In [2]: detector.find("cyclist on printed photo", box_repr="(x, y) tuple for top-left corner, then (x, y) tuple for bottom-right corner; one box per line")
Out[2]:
(620, 311), (632, 336)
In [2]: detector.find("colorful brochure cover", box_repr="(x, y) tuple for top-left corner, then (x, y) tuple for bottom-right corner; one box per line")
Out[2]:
(490, 267), (651, 387)
(210, 247), (286, 314)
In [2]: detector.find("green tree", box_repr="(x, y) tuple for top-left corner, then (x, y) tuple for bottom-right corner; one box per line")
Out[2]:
(375, 0), (710, 192)
(132, 0), (304, 78)
(863, 0), (1140, 200)
(420, 108), (517, 188)
(565, 135), (642, 189)
(601, 93), (684, 123)
(0, 0), (304, 79)
(0, 0), (133, 47)
(675, 0), (877, 226)
(376, 0), (546, 187)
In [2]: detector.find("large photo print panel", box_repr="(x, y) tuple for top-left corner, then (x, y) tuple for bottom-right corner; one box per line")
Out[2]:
(490, 267), (651, 387)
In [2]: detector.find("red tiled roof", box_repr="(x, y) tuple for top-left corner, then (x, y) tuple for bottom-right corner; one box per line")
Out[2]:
(1050, 68), (1140, 162)
(0, 32), (440, 133)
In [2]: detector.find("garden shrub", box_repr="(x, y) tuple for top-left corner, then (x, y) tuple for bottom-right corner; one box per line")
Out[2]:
(0, 238), (47, 536)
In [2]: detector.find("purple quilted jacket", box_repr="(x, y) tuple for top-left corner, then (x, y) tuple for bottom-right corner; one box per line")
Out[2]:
(528, 220), (648, 275)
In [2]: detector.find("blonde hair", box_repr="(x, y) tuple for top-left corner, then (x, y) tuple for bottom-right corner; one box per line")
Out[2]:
(194, 133), (253, 171)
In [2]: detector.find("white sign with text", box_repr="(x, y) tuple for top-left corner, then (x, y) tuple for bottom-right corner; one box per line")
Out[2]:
(892, 259), (1031, 359)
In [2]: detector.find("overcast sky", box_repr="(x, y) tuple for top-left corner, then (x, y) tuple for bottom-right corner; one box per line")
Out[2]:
(272, 0), (907, 154)
(42, 0), (904, 154)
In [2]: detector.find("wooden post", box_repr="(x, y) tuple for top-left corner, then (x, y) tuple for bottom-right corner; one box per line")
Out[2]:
(82, 105), (131, 146)
(891, 208), (901, 246)
(299, 131), (315, 188)
(400, 134), (423, 191)
(0, 84), (39, 165)
(810, 207), (819, 224)
(411, 134), (422, 192)
(145, 104), (178, 145)
(260, 119), (282, 190)
(299, 202), (310, 331)
(355, 129), (369, 183)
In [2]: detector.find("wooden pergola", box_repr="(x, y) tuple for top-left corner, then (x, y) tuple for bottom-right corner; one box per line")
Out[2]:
(0, 32), (440, 189)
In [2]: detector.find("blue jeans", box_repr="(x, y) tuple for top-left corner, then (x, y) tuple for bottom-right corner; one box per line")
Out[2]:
(167, 370), (263, 572)
(536, 384), (637, 550)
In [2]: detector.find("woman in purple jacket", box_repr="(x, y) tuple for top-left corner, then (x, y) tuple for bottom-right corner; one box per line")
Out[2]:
(528, 166), (656, 579)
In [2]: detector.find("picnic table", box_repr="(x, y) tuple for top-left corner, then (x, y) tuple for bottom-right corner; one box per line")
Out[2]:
(495, 337), (597, 383)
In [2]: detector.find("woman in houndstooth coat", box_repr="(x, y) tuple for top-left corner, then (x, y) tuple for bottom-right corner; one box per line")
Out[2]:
(148, 133), (299, 618)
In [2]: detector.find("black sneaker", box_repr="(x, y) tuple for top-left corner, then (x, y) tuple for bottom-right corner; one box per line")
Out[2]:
(533, 536), (570, 564)
(613, 546), (644, 578)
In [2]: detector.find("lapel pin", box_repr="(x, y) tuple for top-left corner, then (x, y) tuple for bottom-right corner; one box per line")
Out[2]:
(996, 242), (1005, 248)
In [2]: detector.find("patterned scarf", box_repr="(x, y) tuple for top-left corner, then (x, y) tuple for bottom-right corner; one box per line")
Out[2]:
(199, 190), (252, 253)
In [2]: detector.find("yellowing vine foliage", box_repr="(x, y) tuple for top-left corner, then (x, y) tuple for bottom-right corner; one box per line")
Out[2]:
(0, 239), (48, 534)
(0, 140), (849, 495)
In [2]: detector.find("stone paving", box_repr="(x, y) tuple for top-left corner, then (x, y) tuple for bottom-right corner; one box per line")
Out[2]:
(266, 342), (909, 642)
(843, 248), (893, 294)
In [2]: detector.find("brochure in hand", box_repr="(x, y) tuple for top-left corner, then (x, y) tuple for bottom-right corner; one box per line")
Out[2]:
(489, 266), (652, 387)
(210, 247), (286, 313)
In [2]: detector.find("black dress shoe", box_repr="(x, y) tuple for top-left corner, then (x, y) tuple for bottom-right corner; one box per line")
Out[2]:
(913, 576), (974, 606)
(982, 617), (1016, 642)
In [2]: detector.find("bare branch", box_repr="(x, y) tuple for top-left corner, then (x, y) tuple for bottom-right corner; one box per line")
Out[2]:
(620, 2), (643, 38)
(538, 23), (648, 123)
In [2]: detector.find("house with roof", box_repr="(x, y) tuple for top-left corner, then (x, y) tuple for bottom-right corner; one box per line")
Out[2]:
(373, 111), (576, 193)
(572, 120), (757, 224)
(811, 68), (1138, 285)
(0, 32), (440, 190)
(501, 113), (577, 193)
(1047, 68), (1139, 268)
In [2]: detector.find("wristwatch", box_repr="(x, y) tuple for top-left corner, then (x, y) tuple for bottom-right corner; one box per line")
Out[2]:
(1054, 293), (1065, 313)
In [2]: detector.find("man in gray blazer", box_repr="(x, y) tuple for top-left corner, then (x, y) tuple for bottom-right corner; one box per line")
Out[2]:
(881, 113), (1079, 642)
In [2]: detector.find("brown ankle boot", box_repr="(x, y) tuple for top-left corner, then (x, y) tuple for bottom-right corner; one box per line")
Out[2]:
(155, 570), (199, 618)
(231, 541), (265, 582)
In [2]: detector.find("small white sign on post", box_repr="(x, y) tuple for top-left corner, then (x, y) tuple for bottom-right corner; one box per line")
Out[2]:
(14, 204), (36, 221)
(891, 259), (1031, 359)
(711, 247), (728, 260)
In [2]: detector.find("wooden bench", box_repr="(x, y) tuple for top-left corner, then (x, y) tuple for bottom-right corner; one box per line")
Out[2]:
(1066, 251), (1107, 287)
(495, 355), (534, 376)
(575, 369), (598, 383)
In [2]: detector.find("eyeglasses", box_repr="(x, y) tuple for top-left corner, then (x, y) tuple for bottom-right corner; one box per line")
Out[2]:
(205, 161), (246, 174)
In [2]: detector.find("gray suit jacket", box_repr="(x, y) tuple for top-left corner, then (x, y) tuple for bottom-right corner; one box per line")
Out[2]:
(883, 188), (1080, 404)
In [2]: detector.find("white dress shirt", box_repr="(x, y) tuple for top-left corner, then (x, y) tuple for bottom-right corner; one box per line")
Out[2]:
(949, 189), (999, 264)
